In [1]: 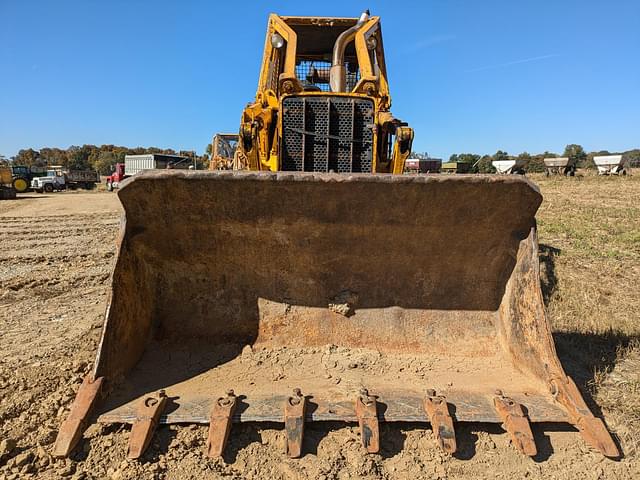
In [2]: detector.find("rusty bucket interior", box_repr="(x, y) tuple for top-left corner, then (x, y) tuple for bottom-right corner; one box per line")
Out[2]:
(55, 171), (619, 458)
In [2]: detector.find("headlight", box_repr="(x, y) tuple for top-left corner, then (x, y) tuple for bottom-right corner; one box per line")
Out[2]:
(271, 33), (285, 49)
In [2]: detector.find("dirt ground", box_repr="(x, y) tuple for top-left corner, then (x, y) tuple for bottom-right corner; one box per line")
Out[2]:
(1, 175), (639, 479)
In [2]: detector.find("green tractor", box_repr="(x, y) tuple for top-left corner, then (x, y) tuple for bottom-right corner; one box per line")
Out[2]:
(10, 165), (46, 193)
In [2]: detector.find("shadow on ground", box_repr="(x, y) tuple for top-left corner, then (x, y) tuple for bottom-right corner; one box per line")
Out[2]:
(539, 243), (561, 306)
(539, 242), (636, 457)
(539, 243), (637, 402)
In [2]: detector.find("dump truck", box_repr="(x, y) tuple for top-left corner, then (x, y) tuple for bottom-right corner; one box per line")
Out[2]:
(55, 12), (618, 461)
(209, 134), (238, 170)
(106, 154), (192, 191)
(0, 166), (16, 199)
(31, 167), (99, 192)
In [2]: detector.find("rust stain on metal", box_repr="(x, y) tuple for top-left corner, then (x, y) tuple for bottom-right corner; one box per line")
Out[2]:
(53, 375), (104, 457)
(284, 388), (307, 458)
(494, 391), (536, 456)
(423, 389), (456, 454)
(355, 388), (380, 453)
(127, 390), (167, 460)
(206, 389), (237, 458)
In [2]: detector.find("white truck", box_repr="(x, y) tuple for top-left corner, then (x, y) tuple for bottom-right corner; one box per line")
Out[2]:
(31, 167), (99, 193)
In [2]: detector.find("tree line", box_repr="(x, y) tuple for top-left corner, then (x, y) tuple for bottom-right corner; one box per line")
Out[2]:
(417, 144), (640, 173)
(3, 144), (212, 175)
(4, 143), (639, 175)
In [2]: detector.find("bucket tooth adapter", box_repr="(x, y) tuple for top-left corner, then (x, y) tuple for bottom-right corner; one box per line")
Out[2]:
(55, 13), (618, 460)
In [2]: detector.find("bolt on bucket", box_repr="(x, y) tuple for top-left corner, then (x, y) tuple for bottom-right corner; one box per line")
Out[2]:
(55, 171), (618, 459)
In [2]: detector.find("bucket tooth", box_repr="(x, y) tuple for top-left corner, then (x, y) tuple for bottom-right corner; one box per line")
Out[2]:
(127, 390), (167, 460)
(423, 389), (457, 454)
(494, 391), (537, 456)
(552, 377), (619, 457)
(206, 390), (237, 458)
(53, 375), (104, 457)
(284, 388), (307, 458)
(355, 389), (380, 453)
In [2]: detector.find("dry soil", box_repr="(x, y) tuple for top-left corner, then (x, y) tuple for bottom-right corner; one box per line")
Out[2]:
(1, 176), (639, 479)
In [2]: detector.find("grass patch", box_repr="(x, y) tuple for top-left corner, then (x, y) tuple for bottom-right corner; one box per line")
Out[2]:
(533, 172), (640, 455)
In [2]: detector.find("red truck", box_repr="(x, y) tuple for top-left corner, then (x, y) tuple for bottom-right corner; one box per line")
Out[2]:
(106, 163), (126, 191)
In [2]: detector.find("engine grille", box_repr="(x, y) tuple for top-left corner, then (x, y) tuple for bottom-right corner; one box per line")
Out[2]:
(281, 96), (374, 173)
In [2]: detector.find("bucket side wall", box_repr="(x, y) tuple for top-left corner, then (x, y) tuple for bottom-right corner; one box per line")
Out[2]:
(497, 227), (565, 384)
(94, 216), (157, 379)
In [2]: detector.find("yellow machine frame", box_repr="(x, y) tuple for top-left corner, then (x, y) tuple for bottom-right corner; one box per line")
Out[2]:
(237, 14), (413, 173)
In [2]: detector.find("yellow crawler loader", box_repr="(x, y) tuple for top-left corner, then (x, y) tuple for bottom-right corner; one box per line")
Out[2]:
(55, 12), (618, 460)
(208, 133), (238, 170)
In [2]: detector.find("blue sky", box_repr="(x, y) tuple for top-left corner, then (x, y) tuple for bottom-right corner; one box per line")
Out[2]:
(1, 0), (638, 159)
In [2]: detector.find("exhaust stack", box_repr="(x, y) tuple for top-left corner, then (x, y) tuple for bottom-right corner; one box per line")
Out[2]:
(330, 11), (369, 93)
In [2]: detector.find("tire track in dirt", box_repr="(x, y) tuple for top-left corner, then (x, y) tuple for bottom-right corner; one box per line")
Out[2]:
(0, 197), (119, 365)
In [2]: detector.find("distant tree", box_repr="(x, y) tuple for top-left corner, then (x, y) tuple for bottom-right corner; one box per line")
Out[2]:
(94, 151), (119, 175)
(409, 152), (439, 160)
(458, 153), (480, 172)
(493, 150), (509, 162)
(563, 144), (588, 168)
(14, 148), (40, 166)
(476, 154), (495, 173)
(448, 153), (482, 172)
(66, 145), (92, 170)
(622, 149), (640, 168)
(7, 144), (212, 173)
(527, 154), (546, 173)
(201, 153), (210, 170)
(457, 153), (480, 164)
(40, 147), (66, 166)
(514, 152), (533, 173)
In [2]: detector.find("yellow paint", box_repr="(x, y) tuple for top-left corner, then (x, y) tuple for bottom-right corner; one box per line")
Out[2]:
(13, 178), (28, 192)
(236, 14), (413, 173)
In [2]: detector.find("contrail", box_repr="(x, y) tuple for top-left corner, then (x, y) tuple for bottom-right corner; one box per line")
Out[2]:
(412, 34), (457, 50)
(465, 54), (560, 73)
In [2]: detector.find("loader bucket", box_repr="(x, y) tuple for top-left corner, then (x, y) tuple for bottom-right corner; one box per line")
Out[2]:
(55, 171), (618, 458)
